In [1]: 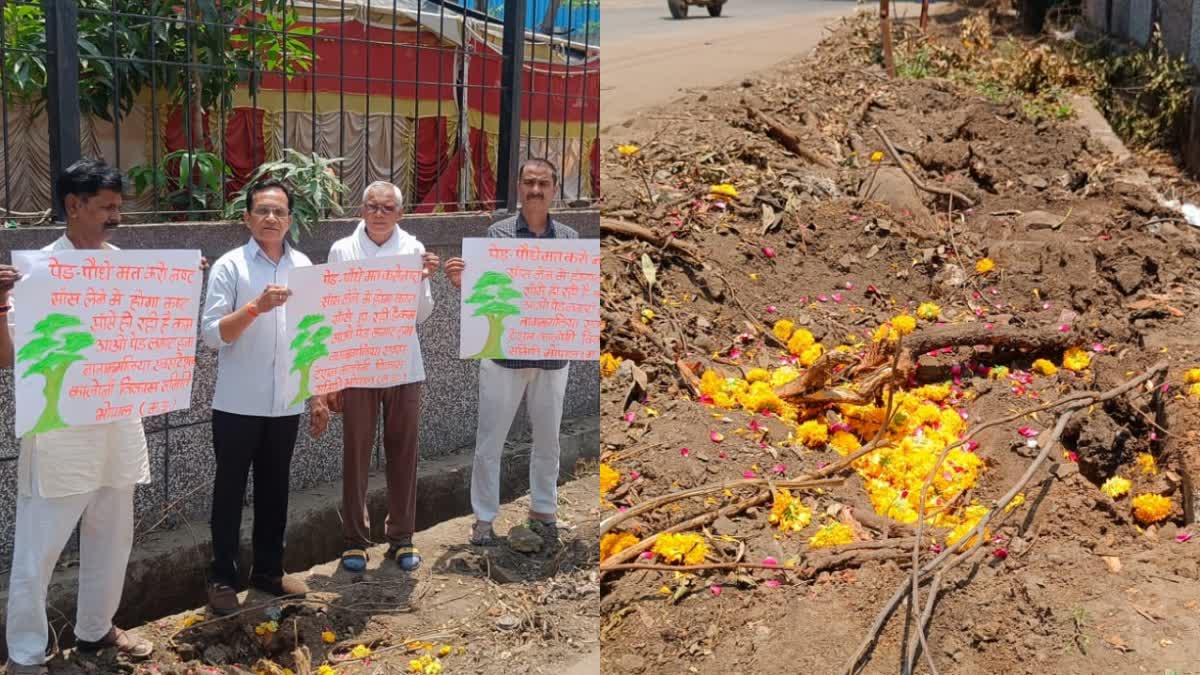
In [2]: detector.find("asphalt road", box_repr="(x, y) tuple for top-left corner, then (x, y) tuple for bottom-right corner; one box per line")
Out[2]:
(600, 0), (936, 127)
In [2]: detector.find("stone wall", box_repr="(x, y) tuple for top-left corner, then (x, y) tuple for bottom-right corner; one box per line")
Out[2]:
(0, 210), (600, 564)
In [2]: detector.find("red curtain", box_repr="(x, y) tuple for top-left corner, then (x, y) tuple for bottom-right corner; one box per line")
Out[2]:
(223, 109), (266, 196)
(469, 128), (496, 209)
(412, 117), (459, 211)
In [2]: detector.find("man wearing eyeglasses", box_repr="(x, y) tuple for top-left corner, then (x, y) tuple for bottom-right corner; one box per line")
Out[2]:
(444, 157), (578, 548)
(199, 178), (330, 615)
(325, 181), (438, 573)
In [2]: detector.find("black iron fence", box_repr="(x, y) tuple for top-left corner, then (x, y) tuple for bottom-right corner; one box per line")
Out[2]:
(0, 0), (599, 226)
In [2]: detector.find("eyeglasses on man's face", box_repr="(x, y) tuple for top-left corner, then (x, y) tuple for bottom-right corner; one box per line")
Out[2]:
(251, 207), (290, 219)
(365, 203), (397, 214)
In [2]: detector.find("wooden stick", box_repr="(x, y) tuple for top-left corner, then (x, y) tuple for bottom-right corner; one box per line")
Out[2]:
(881, 0), (895, 78)
(745, 106), (836, 169)
(601, 218), (702, 261)
(600, 477), (844, 534)
(919, 0), (930, 32)
(873, 126), (976, 207)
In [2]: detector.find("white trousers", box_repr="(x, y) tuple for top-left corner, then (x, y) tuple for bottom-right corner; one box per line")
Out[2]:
(6, 485), (135, 666)
(471, 360), (569, 523)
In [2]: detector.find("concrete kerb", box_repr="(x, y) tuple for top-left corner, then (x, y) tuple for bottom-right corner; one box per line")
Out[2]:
(0, 415), (598, 659)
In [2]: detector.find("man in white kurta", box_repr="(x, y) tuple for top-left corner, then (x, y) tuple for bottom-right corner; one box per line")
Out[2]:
(326, 181), (438, 573)
(0, 159), (153, 673)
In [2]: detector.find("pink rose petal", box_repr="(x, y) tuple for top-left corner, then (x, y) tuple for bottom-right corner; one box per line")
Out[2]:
(709, 431), (724, 443)
(1058, 324), (1071, 332)
(992, 548), (1008, 559)
(640, 551), (654, 559)
(845, 281), (855, 290)
(680, 447), (691, 457)
(1175, 532), (1193, 543)
(718, 451), (728, 460)
(772, 463), (787, 475)
(623, 411), (636, 423)
(742, 470), (757, 479)
(764, 579), (781, 589)
(762, 247), (776, 259)
(1092, 342), (1105, 352)
(1017, 426), (1039, 438)
(762, 556), (779, 566)
(630, 471), (641, 480)
(709, 585), (722, 597)
(766, 305), (777, 314)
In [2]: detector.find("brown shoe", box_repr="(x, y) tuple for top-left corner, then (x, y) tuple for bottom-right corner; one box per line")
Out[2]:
(75, 626), (154, 659)
(207, 581), (240, 616)
(249, 574), (308, 597)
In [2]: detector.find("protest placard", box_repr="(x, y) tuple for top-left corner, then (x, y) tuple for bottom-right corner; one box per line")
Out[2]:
(459, 238), (600, 361)
(11, 249), (203, 437)
(284, 254), (425, 401)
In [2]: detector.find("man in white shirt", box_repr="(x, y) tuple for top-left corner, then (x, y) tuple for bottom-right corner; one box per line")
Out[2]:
(0, 159), (154, 674)
(326, 181), (438, 572)
(199, 179), (330, 615)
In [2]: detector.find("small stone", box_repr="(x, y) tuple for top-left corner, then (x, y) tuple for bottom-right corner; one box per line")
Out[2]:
(615, 653), (646, 671)
(1016, 210), (1064, 230)
(1102, 556), (1122, 573)
(508, 525), (544, 553)
(495, 614), (521, 631)
(203, 645), (230, 664)
(1052, 462), (1079, 479)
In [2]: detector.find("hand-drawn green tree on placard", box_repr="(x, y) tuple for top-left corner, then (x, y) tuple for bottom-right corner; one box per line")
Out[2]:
(18, 313), (94, 434)
(290, 314), (331, 405)
(465, 271), (523, 359)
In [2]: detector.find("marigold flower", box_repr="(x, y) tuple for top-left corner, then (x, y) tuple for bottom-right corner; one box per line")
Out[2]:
(870, 150), (884, 162)
(830, 431), (862, 456)
(809, 522), (855, 548)
(787, 328), (815, 356)
(1136, 452), (1158, 476)
(1062, 346), (1091, 371)
(795, 420), (829, 448)
(916, 302), (941, 320)
(600, 532), (640, 560)
(1185, 368), (1200, 384)
(1003, 492), (1026, 513)
(350, 644), (372, 659)
(772, 319), (795, 342)
(746, 368), (770, 383)
(617, 143), (640, 156)
(1191, 382), (1200, 399)
(179, 614), (203, 629)
(317, 667), (336, 675)
(769, 489), (813, 532)
(640, 309), (655, 323)
(799, 343), (825, 367)
(1101, 476), (1131, 498)
(1031, 359), (1057, 376)
(1131, 493), (1172, 524)
(975, 258), (996, 274)
(600, 463), (620, 493)
(709, 183), (739, 200)
(770, 366), (801, 388)
(891, 314), (917, 336)
(652, 532), (708, 565)
(600, 352), (623, 378)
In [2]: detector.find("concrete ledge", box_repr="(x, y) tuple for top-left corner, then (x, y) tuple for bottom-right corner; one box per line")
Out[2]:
(0, 415), (598, 660)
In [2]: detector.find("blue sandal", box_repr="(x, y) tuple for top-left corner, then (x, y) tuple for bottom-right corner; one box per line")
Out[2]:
(389, 544), (421, 571)
(341, 548), (367, 572)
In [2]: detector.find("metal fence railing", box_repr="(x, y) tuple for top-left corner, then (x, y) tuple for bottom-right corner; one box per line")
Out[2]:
(0, 0), (599, 226)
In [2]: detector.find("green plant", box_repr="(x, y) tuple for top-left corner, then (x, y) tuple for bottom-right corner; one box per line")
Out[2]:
(18, 314), (94, 434)
(2, 1), (317, 125)
(129, 149), (229, 215)
(1088, 27), (1195, 149)
(465, 272), (523, 359)
(225, 150), (347, 241)
(897, 46), (934, 80)
(289, 314), (330, 404)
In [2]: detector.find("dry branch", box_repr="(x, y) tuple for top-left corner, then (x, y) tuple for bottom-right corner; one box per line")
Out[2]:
(873, 126), (976, 207)
(601, 219), (702, 261)
(745, 106), (837, 169)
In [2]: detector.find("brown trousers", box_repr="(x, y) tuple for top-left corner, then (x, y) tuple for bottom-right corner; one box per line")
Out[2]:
(341, 383), (421, 548)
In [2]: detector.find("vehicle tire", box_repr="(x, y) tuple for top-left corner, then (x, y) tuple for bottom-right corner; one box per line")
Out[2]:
(668, 0), (687, 19)
(706, 2), (722, 16)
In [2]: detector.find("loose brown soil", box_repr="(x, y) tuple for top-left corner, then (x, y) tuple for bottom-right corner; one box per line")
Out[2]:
(29, 470), (600, 675)
(600, 7), (1200, 675)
